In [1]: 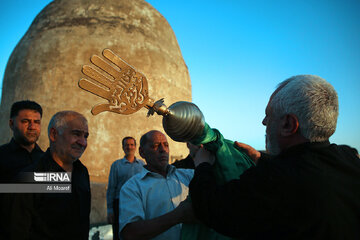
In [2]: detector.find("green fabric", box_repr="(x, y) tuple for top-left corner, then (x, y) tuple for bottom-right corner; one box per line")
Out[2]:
(181, 123), (255, 240)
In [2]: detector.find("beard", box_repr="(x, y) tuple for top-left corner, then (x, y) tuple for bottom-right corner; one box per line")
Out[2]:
(15, 130), (39, 146)
(265, 120), (281, 155)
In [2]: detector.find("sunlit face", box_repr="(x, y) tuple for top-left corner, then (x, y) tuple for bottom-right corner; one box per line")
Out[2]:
(10, 109), (41, 146)
(123, 138), (136, 156)
(262, 100), (281, 155)
(52, 116), (89, 164)
(140, 131), (169, 175)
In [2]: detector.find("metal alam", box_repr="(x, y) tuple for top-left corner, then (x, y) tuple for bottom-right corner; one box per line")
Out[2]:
(78, 49), (206, 143)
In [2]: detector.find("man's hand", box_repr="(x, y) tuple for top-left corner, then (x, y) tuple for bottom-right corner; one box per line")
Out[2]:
(194, 146), (216, 167)
(121, 199), (198, 240)
(107, 213), (114, 224)
(234, 141), (261, 164)
(173, 199), (198, 224)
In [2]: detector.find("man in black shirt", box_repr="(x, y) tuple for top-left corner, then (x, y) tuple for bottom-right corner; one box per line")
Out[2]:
(9, 111), (91, 240)
(189, 75), (360, 239)
(0, 100), (44, 182)
(172, 142), (198, 169)
(0, 100), (44, 238)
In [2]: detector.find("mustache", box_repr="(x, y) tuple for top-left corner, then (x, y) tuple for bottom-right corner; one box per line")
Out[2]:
(160, 154), (169, 159)
(26, 131), (39, 135)
(71, 144), (86, 151)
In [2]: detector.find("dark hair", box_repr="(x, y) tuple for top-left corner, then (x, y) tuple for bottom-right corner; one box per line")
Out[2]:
(10, 100), (43, 118)
(122, 136), (136, 147)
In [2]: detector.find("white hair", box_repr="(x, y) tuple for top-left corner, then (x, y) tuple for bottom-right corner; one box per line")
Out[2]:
(270, 75), (339, 142)
(47, 111), (87, 138)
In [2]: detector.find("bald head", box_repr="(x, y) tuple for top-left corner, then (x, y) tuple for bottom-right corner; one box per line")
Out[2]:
(139, 130), (169, 176)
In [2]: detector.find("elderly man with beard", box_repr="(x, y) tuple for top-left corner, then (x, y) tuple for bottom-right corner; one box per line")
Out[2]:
(119, 130), (194, 240)
(189, 75), (360, 240)
(9, 111), (91, 240)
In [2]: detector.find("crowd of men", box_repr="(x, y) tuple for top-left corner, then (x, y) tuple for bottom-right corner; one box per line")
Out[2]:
(0, 74), (359, 240)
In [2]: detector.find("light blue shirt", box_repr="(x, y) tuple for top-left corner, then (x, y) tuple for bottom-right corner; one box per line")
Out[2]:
(119, 165), (194, 240)
(106, 157), (145, 214)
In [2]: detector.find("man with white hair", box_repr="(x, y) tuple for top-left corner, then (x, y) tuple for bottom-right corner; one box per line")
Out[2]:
(10, 111), (91, 240)
(189, 75), (360, 239)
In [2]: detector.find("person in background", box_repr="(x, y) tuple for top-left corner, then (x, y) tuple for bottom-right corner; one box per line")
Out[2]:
(106, 136), (145, 240)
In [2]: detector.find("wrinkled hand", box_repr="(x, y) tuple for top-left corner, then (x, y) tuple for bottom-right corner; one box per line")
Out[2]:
(107, 213), (114, 224)
(234, 141), (261, 164)
(194, 146), (216, 167)
(78, 48), (150, 115)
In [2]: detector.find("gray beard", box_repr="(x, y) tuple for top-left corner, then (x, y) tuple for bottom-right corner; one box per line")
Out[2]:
(265, 124), (281, 155)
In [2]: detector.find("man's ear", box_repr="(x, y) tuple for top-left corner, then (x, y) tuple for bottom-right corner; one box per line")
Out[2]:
(49, 128), (57, 142)
(280, 114), (299, 137)
(9, 119), (14, 131)
(139, 146), (145, 159)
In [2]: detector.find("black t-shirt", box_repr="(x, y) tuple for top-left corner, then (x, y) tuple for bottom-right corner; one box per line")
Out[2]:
(0, 138), (44, 183)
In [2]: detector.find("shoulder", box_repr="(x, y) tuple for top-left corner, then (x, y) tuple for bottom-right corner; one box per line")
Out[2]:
(172, 167), (194, 182)
(122, 168), (149, 187)
(135, 158), (146, 165)
(0, 140), (13, 153)
(175, 168), (194, 175)
(120, 173), (143, 194)
(0, 142), (10, 150)
(333, 144), (359, 156)
(74, 159), (89, 174)
(109, 159), (124, 170)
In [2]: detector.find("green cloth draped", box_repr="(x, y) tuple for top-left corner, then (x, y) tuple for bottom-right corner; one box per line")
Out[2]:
(181, 123), (255, 240)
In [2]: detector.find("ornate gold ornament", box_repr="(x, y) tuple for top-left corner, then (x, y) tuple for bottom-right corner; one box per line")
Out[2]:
(79, 49), (153, 115)
(79, 49), (205, 142)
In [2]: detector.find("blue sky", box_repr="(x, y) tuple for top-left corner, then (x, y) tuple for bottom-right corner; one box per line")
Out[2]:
(1, 0), (359, 151)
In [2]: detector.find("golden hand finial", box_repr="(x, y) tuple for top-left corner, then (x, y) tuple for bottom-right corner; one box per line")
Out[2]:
(78, 49), (153, 115)
(79, 49), (205, 142)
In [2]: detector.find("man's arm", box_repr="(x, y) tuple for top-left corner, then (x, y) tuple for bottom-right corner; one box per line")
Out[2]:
(190, 148), (279, 238)
(121, 200), (195, 240)
(106, 162), (117, 223)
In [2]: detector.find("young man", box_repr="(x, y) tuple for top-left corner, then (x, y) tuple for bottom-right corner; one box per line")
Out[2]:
(0, 100), (43, 182)
(106, 136), (145, 240)
(0, 100), (44, 238)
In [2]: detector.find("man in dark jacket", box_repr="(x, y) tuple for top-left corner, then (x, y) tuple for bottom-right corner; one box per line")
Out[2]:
(9, 111), (91, 240)
(189, 75), (360, 240)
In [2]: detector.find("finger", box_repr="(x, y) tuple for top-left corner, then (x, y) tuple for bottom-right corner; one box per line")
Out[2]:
(79, 78), (112, 100)
(102, 49), (136, 78)
(82, 65), (114, 89)
(234, 141), (248, 151)
(90, 55), (127, 89)
(91, 103), (113, 115)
